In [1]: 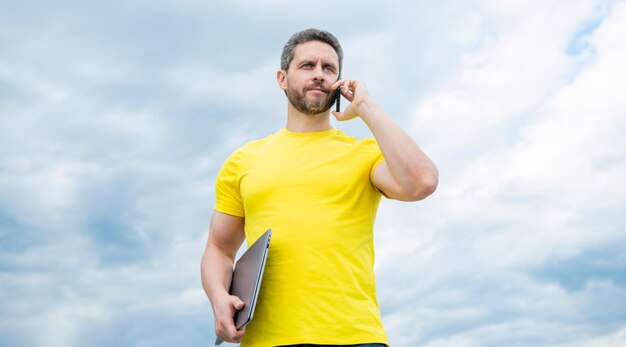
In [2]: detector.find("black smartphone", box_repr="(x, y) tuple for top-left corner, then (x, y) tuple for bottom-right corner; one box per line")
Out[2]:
(335, 75), (342, 112)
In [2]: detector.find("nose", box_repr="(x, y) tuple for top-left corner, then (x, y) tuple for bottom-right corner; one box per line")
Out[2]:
(312, 65), (325, 82)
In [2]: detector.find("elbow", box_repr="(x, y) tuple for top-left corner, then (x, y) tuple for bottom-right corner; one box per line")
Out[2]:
(422, 174), (439, 198)
(406, 172), (438, 201)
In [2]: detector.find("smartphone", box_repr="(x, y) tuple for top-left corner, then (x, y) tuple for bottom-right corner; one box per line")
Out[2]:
(335, 75), (342, 112)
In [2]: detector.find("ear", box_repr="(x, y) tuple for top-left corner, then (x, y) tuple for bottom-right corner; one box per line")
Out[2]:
(276, 69), (288, 91)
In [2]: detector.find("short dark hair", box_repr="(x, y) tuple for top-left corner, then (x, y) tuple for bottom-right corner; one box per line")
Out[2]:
(281, 28), (343, 74)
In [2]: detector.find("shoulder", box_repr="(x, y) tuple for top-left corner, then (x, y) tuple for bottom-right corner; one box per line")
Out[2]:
(332, 130), (380, 151)
(222, 130), (281, 165)
(232, 130), (280, 153)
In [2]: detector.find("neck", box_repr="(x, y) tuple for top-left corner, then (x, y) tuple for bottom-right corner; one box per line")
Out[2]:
(285, 103), (332, 133)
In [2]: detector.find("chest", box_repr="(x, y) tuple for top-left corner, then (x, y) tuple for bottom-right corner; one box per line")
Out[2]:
(239, 143), (372, 206)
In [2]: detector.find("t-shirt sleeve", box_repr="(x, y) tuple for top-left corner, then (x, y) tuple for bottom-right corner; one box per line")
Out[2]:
(363, 138), (389, 199)
(215, 150), (245, 217)
(362, 138), (385, 180)
(370, 154), (385, 180)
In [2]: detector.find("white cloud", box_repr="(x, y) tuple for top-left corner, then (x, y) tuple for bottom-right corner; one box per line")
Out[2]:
(403, 0), (626, 266)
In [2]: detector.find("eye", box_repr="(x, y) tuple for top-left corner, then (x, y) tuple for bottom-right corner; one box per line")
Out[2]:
(323, 65), (337, 73)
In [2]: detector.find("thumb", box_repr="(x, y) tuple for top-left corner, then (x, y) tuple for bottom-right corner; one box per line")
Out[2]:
(332, 108), (356, 122)
(233, 297), (245, 310)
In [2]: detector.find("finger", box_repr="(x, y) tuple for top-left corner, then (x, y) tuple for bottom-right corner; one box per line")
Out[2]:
(234, 326), (246, 338)
(216, 312), (238, 340)
(332, 111), (354, 122)
(226, 325), (246, 342)
(347, 80), (356, 95)
(216, 328), (242, 343)
(340, 85), (354, 101)
(215, 327), (228, 343)
(216, 318), (233, 337)
(231, 295), (245, 310)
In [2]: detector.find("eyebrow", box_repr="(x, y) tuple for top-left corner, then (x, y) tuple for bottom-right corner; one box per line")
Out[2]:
(297, 58), (338, 71)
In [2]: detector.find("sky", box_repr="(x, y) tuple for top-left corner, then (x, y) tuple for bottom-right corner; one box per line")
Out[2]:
(1, 0), (625, 346)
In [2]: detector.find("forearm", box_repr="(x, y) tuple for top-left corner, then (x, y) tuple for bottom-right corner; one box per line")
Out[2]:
(201, 211), (246, 342)
(359, 99), (438, 197)
(201, 242), (235, 306)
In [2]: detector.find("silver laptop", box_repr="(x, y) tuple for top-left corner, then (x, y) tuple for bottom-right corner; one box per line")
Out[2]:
(215, 228), (271, 345)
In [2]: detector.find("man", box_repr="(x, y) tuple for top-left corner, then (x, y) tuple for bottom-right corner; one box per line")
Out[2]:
(201, 28), (438, 346)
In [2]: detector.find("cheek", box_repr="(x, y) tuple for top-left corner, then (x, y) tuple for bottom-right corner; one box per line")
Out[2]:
(288, 74), (307, 87)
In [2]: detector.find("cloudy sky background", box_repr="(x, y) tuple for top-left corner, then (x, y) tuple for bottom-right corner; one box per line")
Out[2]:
(1, 0), (625, 346)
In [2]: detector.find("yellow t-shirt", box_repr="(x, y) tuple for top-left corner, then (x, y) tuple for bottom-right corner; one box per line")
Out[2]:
(215, 128), (388, 346)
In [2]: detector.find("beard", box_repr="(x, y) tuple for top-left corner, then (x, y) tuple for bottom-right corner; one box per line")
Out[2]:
(287, 82), (336, 116)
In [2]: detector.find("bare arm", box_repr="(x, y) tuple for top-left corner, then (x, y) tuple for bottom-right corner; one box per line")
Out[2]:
(332, 79), (438, 201)
(200, 210), (246, 343)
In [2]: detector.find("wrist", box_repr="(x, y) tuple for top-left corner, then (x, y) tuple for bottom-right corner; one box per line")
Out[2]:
(357, 98), (381, 122)
(207, 283), (231, 304)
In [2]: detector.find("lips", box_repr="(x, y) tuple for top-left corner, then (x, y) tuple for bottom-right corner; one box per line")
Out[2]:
(307, 86), (328, 94)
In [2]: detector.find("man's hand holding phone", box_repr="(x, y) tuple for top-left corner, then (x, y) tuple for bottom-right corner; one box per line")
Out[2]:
(331, 79), (372, 122)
